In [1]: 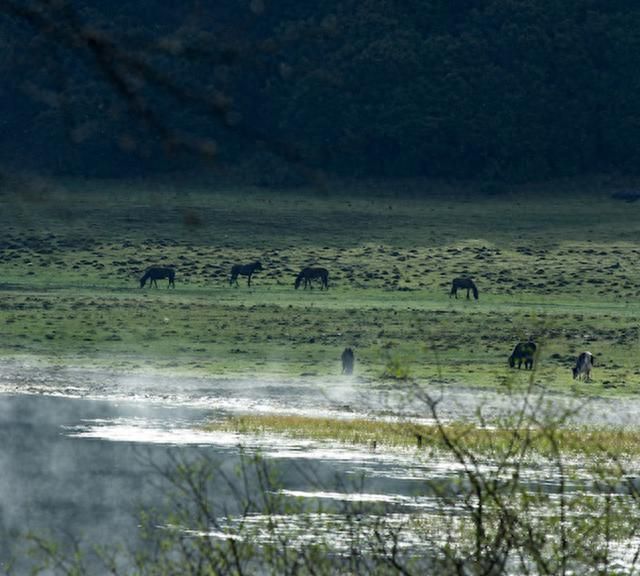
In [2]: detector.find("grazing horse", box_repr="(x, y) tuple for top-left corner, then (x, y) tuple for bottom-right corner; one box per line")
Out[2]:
(294, 267), (329, 290)
(230, 261), (263, 287)
(509, 342), (537, 369)
(450, 277), (478, 300)
(572, 351), (594, 381)
(140, 266), (175, 288)
(341, 347), (355, 375)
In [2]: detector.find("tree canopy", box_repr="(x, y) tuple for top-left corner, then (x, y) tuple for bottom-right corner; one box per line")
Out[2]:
(2, 0), (640, 182)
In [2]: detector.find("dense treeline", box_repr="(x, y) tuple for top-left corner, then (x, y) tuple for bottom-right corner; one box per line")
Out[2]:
(2, 0), (640, 182)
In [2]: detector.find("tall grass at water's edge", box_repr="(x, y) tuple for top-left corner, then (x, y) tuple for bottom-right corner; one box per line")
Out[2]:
(208, 414), (640, 458)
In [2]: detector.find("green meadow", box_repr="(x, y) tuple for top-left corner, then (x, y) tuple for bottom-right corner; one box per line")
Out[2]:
(2, 176), (640, 395)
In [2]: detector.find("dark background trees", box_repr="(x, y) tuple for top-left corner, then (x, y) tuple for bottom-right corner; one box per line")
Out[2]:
(2, 0), (640, 183)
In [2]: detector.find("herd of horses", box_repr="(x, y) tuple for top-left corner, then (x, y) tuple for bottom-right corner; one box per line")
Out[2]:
(140, 263), (330, 290)
(139, 264), (594, 381)
(508, 341), (594, 381)
(141, 263), (469, 294)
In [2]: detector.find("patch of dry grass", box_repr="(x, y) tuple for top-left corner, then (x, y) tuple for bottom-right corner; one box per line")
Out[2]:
(209, 413), (640, 457)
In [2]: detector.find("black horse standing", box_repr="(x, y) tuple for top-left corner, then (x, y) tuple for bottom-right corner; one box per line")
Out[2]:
(341, 348), (355, 375)
(450, 277), (478, 300)
(294, 267), (329, 290)
(140, 266), (175, 288)
(508, 342), (537, 369)
(230, 261), (263, 287)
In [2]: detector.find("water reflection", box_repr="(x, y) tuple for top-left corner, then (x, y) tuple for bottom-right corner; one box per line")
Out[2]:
(3, 366), (640, 573)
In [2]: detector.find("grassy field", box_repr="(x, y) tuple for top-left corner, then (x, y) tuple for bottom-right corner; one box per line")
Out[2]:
(2, 175), (640, 395)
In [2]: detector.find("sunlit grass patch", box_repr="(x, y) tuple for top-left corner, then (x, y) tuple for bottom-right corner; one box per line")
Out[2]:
(209, 414), (640, 458)
(3, 180), (640, 393)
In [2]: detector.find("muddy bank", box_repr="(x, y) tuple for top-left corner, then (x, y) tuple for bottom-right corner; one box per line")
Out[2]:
(0, 358), (638, 428)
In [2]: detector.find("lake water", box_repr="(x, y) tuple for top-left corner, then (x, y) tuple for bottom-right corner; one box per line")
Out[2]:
(0, 392), (452, 571)
(2, 363), (640, 572)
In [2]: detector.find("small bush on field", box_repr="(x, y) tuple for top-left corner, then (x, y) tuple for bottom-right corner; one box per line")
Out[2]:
(382, 353), (413, 380)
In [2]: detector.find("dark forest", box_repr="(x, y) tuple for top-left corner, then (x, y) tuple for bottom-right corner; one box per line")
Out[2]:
(2, 0), (640, 182)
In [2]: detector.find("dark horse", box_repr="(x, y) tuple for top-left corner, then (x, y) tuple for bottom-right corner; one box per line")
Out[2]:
(509, 342), (537, 369)
(572, 351), (595, 381)
(341, 347), (355, 375)
(294, 267), (329, 290)
(230, 261), (263, 287)
(450, 277), (478, 300)
(140, 266), (175, 288)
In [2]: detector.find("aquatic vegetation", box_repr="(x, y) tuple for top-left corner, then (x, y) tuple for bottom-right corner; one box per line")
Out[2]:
(210, 413), (640, 459)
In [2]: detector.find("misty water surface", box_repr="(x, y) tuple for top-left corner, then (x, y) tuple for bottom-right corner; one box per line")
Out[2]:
(2, 363), (640, 572)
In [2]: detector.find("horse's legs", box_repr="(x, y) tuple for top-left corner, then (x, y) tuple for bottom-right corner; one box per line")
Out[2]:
(247, 273), (252, 287)
(466, 288), (470, 299)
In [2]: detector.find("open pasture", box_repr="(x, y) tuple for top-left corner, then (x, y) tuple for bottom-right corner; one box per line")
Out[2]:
(1, 177), (640, 395)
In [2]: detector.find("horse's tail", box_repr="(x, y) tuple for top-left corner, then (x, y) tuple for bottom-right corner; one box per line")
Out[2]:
(472, 283), (478, 300)
(449, 281), (456, 297)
